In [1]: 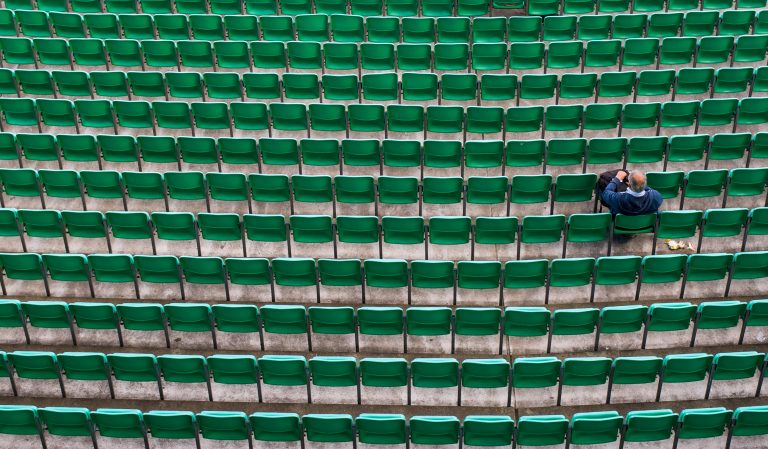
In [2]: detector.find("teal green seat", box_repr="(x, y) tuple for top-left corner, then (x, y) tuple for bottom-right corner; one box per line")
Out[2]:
(249, 413), (301, 443)
(409, 416), (460, 445)
(569, 412), (622, 446)
(356, 414), (407, 445)
(303, 414), (355, 443)
(258, 355), (308, 386)
(516, 415), (568, 447)
(677, 408), (733, 440)
(308, 357), (357, 388)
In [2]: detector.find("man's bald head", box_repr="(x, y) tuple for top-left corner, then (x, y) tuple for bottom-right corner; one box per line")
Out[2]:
(629, 170), (647, 193)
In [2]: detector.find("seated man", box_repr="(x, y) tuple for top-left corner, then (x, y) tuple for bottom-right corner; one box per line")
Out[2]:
(600, 169), (663, 216)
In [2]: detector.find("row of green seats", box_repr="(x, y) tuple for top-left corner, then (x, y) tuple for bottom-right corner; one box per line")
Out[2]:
(1, 205), (766, 261)
(527, 0), (767, 14)
(0, 350), (766, 405)
(2, 406), (766, 449)
(5, 67), (768, 104)
(0, 133), (766, 175)
(3, 166), (765, 213)
(4, 10), (767, 42)
(1, 35), (766, 72)
(4, 0), (494, 16)
(1, 98), (766, 140)
(1, 298), (766, 352)
(0, 251), (765, 303)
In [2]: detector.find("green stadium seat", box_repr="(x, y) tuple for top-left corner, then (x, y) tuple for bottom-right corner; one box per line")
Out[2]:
(409, 260), (453, 306)
(259, 138), (299, 174)
(516, 415), (568, 447)
(316, 259), (363, 304)
(676, 408), (733, 449)
(503, 306), (549, 355)
(698, 208), (748, 254)
(465, 176), (507, 218)
(454, 261), (499, 306)
(501, 258), (548, 305)
(596, 72), (635, 103)
(196, 411), (251, 449)
(741, 299), (768, 345)
(730, 406), (768, 448)
(549, 307), (598, 353)
(683, 252), (732, 299)
(511, 357), (561, 408)
(467, 216), (515, 261)
(0, 299), (27, 345)
(357, 307), (404, 353)
(659, 353), (712, 402)
(623, 410), (677, 444)
(729, 251), (768, 298)
(552, 173), (597, 215)
(225, 257), (272, 302)
(334, 176), (376, 217)
(578, 15), (610, 40)
(608, 356), (662, 404)
(163, 302), (214, 350)
(645, 302), (696, 350)
(156, 354), (212, 404)
(258, 355), (309, 404)
(38, 407), (95, 448)
(405, 307), (452, 354)
(84, 254), (136, 302)
(508, 42), (544, 75)
(359, 358), (407, 405)
(249, 412), (302, 449)
(17, 209), (66, 255)
(133, 255), (183, 301)
(519, 215), (565, 260)
(548, 256), (595, 305)
(307, 357), (357, 404)
(592, 256), (641, 303)
(42, 253), (93, 299)
(103, 211), (153, 256)
(460, 359), (509, 406)
(259, 304), (308, 352)
(563, 213), (611, 258)
(462, 416), (513, 446)
(270, 256), (317, 302)
(210, 304), (260, 351)
(288, 215), (333, 259)
(248, 174), (290, 216)
(335, 215), (379, 260)
(291, 175), (333, 215)
(114, 303), (167, 349)
(0, 168), (43, 209)
(724, 168), (768, 210)
(454, 307), (501, 354)
(67, 302), (118, 348)
(19, 300), (73, 345)
(206, 354), (259, 402)
(0, 405), (44, 447)
(560, 357), (611, 406)
(90, 408), (147, 449)
(143, 411), (198, 448)
(708, 351), (765, 400)
(306, 306), (355, 353)
(0, 252), (47, 298)
(7, 351), (63, 398)
(692, 301), (746, 348)
(569, 412), (622, 447)
(410, 358), (459, 406)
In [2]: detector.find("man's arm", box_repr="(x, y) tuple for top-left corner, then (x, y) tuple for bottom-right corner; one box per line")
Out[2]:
(601, 171), (627, 208)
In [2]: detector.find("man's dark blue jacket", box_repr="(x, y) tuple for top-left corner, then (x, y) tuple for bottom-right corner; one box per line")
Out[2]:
(601, 176), (663, 216)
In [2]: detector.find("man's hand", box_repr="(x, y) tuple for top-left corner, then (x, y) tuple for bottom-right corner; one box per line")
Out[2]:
(616, 170), (629, 182)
